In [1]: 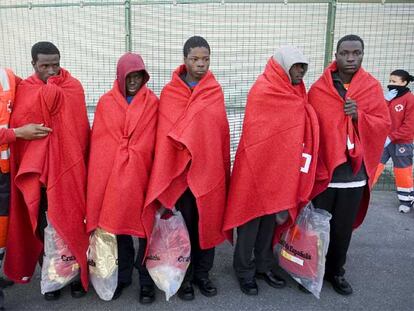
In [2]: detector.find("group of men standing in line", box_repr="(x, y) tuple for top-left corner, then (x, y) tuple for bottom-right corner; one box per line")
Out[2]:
(2, 32), (410, 308)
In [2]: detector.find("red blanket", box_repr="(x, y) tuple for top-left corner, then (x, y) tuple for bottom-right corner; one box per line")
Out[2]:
(142, 65), (230, 250)
(223, 58), (319, 245)
(86, 81), (158, 236)
(4, 69), (90, 289)
(308, 62), (391, 228)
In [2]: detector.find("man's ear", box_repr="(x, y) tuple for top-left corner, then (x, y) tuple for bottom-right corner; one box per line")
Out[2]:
(31, 60), (35, 67)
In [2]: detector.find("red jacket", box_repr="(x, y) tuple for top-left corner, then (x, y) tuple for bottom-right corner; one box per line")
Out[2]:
(388, 92), (414, 144)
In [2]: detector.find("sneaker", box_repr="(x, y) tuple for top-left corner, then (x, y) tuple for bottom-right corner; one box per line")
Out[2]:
(398, 204), (411, 213)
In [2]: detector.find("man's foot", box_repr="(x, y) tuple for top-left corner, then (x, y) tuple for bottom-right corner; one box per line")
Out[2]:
(325, 275), (353, 296)
(44, 289), (61, 301)
(398, 204), (411, 213)
(238, 278), (258, 296)
(112, 282), (131, 300)
(256, 271), (286, 289)
(70, 281), (86, 298)
(177, 281), (194, 301)
(298, 284), (311, 294)
(139, 285), (155, 304)
(193, 278), (217, 297)
(0, 277), (14, 289)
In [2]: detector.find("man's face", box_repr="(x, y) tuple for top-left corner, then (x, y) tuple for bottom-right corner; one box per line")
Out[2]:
(32, 53), (60, 83)
(184, 47), (210, 82)
(335, 41), (364, 76)
(289, 63), (308, 85)
(126, 71), (145, 96)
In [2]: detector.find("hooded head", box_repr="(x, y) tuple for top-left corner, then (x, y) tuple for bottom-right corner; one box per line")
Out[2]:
(273, 46), (308, 85)
(116, 52), (149, 98)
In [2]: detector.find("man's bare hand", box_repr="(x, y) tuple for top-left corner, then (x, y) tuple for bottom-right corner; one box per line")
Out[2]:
(14, 123), (52, 140)
(344, 98), (358, 121)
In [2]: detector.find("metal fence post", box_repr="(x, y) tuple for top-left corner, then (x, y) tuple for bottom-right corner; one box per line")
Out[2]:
(125, 0), (132, 52)
(324, 0), (337, 68)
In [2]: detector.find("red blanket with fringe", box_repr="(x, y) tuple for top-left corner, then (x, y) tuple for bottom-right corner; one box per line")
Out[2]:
(4, 69), (90, 289)
(308, 62), (391, 228)
(142, 65), (230, 250)
(86, 81), (158, 236)
(223, 58), (319, 245)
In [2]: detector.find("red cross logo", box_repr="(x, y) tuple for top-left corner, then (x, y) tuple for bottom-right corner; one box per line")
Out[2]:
(395, 104), (404, 112)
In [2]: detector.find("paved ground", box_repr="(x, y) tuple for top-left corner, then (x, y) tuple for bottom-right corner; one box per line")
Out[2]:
(1, 191), (413, 311)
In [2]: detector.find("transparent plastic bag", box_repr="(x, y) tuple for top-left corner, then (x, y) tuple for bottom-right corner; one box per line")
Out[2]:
(41, 220), (80, 294)
(88, 228), (118, 301)
(276, 202), (332, 298)
(146, 208), (191, 301)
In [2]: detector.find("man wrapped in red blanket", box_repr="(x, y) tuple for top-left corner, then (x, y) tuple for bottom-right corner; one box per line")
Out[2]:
(142, 36), (230, 301)
(4, 42), (90, 301)
(223, 46), (319, 296)
(308, 35), (390, 296)
(86, 52), (159, 303)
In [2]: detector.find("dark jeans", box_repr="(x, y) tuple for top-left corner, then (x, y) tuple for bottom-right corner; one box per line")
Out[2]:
(233, 214), (276, 280)
(134, 238), (154, 287)
(175, 189), (215, 282)
(312, 186), (364, 277)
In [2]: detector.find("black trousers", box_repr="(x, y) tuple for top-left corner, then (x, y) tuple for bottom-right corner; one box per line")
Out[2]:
(175, 189), (215, 281)
(132, 238), (154, 287)
(116, 235), (134, 285)
(233, 214), (276, 280)
(312, 186), (365, 277)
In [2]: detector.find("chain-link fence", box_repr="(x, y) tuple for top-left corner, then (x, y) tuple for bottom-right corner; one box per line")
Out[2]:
(1, 0), (413, 190)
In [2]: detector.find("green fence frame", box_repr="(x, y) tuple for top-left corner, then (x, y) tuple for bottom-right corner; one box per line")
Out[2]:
(1, 0), (413, 66)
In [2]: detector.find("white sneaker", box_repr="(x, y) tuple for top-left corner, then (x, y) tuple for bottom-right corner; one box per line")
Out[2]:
(398, 204), (411, 213)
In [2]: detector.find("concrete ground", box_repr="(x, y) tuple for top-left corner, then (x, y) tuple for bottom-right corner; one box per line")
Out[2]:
(2, 191), (413, 311)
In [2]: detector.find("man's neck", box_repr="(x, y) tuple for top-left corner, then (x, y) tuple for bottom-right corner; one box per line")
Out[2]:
(184, 72), (199, 85)
(337, 71), (353, 84)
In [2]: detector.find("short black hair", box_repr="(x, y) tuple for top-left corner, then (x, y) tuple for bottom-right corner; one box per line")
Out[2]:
(391, 69), (414, 84)
(31, 41), (60, 62)
(336, 34), (364, 52)
(183, 36), (210, 57)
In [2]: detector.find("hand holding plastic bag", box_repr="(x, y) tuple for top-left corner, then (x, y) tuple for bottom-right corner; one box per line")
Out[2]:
(88, 228), (118, 301)
(146, 208), (191, 301)
(276, 203), (331, 298)
(41, 219), (80, 294)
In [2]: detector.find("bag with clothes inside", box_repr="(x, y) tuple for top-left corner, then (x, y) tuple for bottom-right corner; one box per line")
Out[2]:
(276, 202), (331, 298)
(88, 228), (118, 301)
(41, 219), (80, 294)
(146, 208), (191, 301)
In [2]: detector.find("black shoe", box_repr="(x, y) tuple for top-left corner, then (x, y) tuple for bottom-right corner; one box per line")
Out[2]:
(112, 282), (131, 300)
(193, 278), (217, 297)
(177, 281), (194, 301)
(298, 284), (311, 294)
(239, 278), (258, 296)
(44, 289), (61, 301)
(325, 275), (353, 296)
(256, 271), (286, 289)
(0, 277), (14, 289)
(139, 285), (155, 304)
(70, 281), (86, 298)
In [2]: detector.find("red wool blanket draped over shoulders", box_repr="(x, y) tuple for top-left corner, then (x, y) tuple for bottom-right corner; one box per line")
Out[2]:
(223, 58), (319, 245)
(4, 69), (90, 288)
(142, 65), (230, 250)
(86, 81), (158, 236)
(308, 62), (391, 228)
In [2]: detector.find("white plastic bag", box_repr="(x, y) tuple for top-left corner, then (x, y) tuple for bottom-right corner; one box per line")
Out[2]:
(88, 228), (118, 301)
(146, 208), (191, 301)
(276, 202), (331, 298)
(41, 220), (80, 294)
